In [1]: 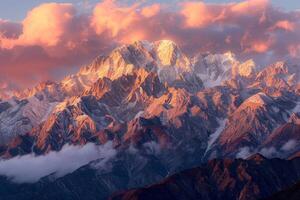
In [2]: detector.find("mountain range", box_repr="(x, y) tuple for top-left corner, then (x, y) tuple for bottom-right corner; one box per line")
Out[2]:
(0, 40), (299, 199)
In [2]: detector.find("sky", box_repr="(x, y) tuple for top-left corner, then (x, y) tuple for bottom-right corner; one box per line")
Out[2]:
(1, 0), (300, 21)
(0, 0), (300, 92)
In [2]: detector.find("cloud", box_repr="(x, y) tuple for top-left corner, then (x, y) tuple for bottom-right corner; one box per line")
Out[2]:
(91, 0), (167, 44)
(1, 3), (76, 48)
(180, 1), (224, 28)
(141, 4), (161, 18)
(236, 147), (253, 159)
(91, 0), (140, 37)
(258, 140), (298, 158)
(0, 19), (22, 39)
(273, 20), (295, 31)
(0, 142), (116, 183)
(281, 140), (298, 151)
(260, 147), (277, 157)
(1, 0), (300, 90)
(143, 141), (161, 155)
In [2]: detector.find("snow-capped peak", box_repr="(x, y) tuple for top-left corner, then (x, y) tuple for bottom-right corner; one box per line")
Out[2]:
(193, 52), (238, 87)
(155, 40), (180, 66)
(235, 59), (256, 78)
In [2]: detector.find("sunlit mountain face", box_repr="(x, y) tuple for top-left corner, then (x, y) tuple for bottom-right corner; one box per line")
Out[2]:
(0, 1), (300, 200)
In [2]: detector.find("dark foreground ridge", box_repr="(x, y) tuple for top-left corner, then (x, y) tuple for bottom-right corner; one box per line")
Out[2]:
(264, 181), (300, 200)
(110, 154), (300, 200)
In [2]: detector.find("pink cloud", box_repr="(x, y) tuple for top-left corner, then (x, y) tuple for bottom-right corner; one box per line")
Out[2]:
(1, 3), (76, 48)
(273, 20), (295, 31)
(91, 0), (141, 37)
(230, 0), (268, 14)
(0, 0), (300, 91)
(141, 4), (161, 18)
(21, 3), (75, 47)
(91, 1), (165, 43)
(181, 2), (224, 28)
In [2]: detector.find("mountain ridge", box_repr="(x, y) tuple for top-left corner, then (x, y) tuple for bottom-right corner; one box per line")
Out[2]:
(1, 40), (299, 158)
(0, 39), (299, 200)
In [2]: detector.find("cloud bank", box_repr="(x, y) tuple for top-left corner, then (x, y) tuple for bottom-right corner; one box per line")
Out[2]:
(1, 0), (300, 89)
(0, 142), (116, 183)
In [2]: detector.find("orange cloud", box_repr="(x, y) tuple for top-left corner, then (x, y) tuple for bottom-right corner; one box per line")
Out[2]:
(141, 4), (161, 18)
(181, 0), (270, 28)
(1, 3), (75, 48)
(247, 41), (271, 53)
(273, 20), (295, 31)
(181, 2), (223, 28)
(91, 0), (140, 37)
(91, 0), (166, 44)
(231, 0), (269, 14)
(21, 3), (75, 46)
